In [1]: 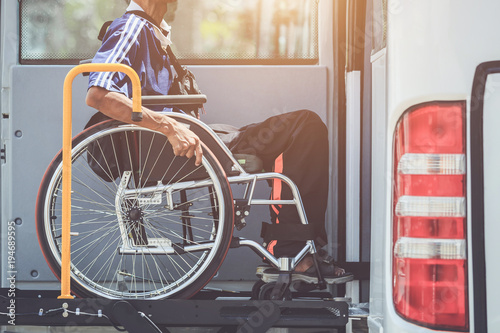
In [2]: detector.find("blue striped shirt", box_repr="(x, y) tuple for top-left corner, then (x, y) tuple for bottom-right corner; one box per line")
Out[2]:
(88, 12), (173, 109)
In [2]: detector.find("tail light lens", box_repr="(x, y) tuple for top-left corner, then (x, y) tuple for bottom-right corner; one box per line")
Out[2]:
(392, 101), (468, 331)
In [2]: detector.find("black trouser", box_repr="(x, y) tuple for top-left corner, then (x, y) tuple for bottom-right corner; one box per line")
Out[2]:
(228, 110), (329, 257)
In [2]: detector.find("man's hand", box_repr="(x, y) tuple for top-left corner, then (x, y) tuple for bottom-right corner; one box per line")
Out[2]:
(162, 118), (203, 166)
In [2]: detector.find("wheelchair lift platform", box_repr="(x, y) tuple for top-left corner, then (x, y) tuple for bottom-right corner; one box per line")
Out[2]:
(7, 64), (367, 332)
(0, 289), (352, 332)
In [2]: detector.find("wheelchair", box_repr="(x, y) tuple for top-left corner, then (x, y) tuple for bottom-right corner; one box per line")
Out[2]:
(35, 95), (352, 300)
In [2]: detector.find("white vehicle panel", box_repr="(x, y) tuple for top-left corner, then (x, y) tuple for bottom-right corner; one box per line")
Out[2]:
(372, 0), (500, 332)
(368, 49), (388, 333)
(483, 74), (500, 332)
(387, 0), (500, 127)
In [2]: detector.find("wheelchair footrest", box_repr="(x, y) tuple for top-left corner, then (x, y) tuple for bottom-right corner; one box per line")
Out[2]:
(256, 265), (354, 285)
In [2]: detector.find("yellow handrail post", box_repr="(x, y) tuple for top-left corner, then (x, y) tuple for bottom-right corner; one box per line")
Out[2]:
(58, 63), (142, 299)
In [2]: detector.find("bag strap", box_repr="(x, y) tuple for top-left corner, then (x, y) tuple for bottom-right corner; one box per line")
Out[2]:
(165, 45), (186, 77)
(98, 21), (113, 41)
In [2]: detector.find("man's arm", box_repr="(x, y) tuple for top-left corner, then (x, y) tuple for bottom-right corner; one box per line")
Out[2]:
(86, 86), (203, 166)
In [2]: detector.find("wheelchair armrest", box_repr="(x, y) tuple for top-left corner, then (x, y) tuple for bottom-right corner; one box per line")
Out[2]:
(142, 94), (207, 107)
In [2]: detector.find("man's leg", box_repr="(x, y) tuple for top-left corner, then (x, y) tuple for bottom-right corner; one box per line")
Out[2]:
(228, 110), (329, 258)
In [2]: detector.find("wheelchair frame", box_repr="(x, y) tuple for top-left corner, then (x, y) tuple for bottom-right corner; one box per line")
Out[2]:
(143, 109), (318, 273)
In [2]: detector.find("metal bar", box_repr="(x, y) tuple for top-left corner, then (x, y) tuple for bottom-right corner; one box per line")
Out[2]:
(247, 175), (258, 202)
(238, 238), (281, 268)
(294, 240), (314, 263)
(116, 171), (133, 248)
(123, 178), (215, 197)
(250, 199), (296, 205)
(119, 241), (215, 255)
(228, 173), (310, 226)
(60, 63), (142, 299)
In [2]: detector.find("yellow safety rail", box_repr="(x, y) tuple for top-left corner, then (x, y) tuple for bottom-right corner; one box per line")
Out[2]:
(59, 63), (142, 299)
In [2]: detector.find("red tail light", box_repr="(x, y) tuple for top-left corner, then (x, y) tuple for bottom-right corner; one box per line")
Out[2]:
(392, 101), (469, 331)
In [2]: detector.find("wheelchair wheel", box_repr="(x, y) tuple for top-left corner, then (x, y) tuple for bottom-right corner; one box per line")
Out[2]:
(36, 120), (234, 299)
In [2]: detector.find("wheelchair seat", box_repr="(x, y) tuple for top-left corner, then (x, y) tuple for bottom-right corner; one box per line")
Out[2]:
(208, 123), (264, 173)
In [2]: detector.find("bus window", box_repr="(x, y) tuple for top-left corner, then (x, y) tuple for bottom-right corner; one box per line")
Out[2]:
(19, 0), (127, 64)
(170, 0), (318, 64)
(19, 0), (318, 65)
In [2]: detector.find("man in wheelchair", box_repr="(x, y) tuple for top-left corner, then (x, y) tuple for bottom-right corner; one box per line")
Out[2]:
(85, 0), (351, 287)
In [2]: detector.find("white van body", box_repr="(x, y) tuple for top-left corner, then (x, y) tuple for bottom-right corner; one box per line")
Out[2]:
(368, 1), (500, 332)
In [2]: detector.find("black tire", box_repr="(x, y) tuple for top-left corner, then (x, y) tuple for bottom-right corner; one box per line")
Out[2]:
(36, 120), (234, 299)
(258, 282), (292, 300)
(251, 279), (266, 300)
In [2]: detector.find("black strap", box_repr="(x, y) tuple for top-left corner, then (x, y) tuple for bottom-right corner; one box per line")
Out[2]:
(165, 45), (186, 77)
(260, 222), (315, 242)
(98, 21), (113, 41)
